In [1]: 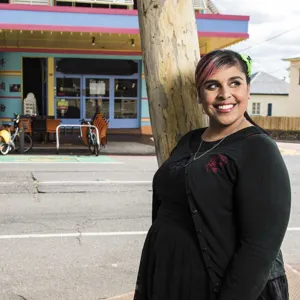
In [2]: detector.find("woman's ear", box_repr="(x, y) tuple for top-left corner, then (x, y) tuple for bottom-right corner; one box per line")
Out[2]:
(247, 84), (251, 99)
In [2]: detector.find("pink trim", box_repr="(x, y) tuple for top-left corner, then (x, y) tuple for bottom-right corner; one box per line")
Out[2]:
(0, 47), (142, 56)
(198, 32), (249, 38)
(0, 5), (249, 21)
(196, 13), (249, 21)
(0, 4), (138, 16)
(0, 96), (22, 99)
(0, 23), (139, 34)
(142, 98), (148, 100)
(0, 24), (248, 39)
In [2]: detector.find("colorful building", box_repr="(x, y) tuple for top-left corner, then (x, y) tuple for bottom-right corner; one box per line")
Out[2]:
(0, 0), (249, 135)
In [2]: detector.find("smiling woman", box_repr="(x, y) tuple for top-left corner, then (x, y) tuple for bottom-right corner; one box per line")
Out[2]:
(133, 49), (291, 300)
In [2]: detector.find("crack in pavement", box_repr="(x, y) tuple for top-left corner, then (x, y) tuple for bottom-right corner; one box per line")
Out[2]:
(16, 294), (28, 300)
(76, 228), (82, 246)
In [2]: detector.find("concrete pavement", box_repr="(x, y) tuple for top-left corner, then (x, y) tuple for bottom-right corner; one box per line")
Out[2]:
(1, 153), (300, 299)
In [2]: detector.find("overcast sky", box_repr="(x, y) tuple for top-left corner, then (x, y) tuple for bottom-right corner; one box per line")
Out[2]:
(216, 0), (300, 81)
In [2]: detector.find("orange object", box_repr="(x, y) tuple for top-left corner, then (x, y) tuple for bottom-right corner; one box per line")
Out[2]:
(93, 113), (109, 147)
(45, 119), (61, 143)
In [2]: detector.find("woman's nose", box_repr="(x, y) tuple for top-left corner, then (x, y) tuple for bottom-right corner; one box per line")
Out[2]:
(217, 88), (232, 100)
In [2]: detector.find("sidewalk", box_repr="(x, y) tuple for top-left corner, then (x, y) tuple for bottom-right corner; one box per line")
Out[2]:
(30, 134), (156, 156)
(107, 265), (300, 300)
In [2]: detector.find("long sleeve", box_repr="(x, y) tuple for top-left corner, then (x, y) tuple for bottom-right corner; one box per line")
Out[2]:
(152, 184), (161, 223)
(218, 135), (291, 300)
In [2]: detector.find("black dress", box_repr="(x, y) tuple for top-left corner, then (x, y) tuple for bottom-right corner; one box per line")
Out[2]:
(133, 129), (289, 300)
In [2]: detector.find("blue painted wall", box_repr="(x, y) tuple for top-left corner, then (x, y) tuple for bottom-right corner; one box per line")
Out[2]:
(0, 10), (139, 29)
(0, 52), (22, 119)
(0, 10), (249, 35)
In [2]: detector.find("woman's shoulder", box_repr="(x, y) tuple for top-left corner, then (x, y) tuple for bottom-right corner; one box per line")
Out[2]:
(244, 129), (278, 150)
(176, 127), (207, 145)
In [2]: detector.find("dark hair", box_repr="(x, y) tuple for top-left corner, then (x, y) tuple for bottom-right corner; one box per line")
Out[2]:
(195, 49), (269, 135)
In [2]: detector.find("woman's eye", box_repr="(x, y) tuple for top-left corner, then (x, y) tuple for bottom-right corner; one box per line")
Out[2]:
(206, 83), (218, 90)
(230, 81), (241, 87)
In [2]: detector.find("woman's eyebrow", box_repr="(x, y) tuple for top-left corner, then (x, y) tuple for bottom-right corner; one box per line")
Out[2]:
(204, 79), (219, 85)
(229, 76), (243, 80)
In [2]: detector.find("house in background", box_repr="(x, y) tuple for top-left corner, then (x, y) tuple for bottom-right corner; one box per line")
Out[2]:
(248, 71), (290, 117)
(283, 55), (300, 117)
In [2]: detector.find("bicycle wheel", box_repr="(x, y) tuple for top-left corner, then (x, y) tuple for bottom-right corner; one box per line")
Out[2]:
(0, 143), (10, 155)
(94, 141), (99, 157)
(15, 134), (33, 153)
(87, 132), (95, 154)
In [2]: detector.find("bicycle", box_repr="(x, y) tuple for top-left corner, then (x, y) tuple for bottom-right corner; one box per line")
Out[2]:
(80, 118), (100, 156)
(0, 113), (33, 155)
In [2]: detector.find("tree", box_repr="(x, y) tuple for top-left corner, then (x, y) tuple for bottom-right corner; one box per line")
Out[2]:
(137, 0), (207, 166)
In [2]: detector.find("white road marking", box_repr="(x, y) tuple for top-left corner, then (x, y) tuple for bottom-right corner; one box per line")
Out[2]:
(1, 227), (299, 240)
(287, 227), (300, 231)
(0, 181), (152, 186)
(0, 162), (125, 164)
(39, 180), (152, 184)
(0, 231), (148, 240)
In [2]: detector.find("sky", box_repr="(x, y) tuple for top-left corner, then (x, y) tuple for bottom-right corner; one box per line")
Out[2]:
(216, 0), (300, 82)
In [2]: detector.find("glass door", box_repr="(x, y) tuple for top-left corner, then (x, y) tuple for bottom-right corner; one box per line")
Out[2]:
(112, 78), (139, 128)
(83, 77), (110, 121)
(55, 76), (82, 124)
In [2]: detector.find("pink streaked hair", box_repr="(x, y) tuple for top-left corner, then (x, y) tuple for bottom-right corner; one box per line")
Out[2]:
(195, 49), (250, 98)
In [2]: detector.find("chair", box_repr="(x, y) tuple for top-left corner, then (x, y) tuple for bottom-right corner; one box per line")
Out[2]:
(31, 118), (46, 142)
(23, 93), (38, 116)
(19, 118), (32, 136)
(93, 113), (109, 147)
(45, 119), (61, 143)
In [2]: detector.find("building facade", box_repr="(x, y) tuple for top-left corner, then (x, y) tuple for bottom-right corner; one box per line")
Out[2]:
(248, 72), (290, 117)
(283, 56), (300, 118)
(0, 0), (249, 134)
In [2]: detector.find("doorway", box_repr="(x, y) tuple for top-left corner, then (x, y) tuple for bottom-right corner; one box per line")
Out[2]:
(22, 57), (48, 116)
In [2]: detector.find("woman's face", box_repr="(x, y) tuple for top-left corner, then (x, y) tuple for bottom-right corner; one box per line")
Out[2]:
(200, 65), (250, 127)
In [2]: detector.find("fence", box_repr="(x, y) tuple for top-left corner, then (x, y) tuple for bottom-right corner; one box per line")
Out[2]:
(252, 116), (300, 131)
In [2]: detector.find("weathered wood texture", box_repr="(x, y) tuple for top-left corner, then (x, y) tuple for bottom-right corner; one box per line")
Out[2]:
(252, 116), (300, 131)
(137, 0), (207, 165)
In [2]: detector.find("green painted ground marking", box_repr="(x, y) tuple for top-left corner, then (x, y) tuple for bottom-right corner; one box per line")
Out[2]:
(0, 155), (117, 163)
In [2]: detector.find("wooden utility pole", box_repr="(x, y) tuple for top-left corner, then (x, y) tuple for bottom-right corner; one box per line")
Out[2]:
(137, 0), (207, 166)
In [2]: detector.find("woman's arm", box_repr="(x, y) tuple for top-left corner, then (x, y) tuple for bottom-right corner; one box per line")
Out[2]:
(218, 135), (291, 300)
(152, 185), (161, 223)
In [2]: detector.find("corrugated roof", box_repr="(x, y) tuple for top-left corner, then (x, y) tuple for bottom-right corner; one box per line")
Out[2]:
(207, 0), (219, 14)
(250, 71), (289, 95)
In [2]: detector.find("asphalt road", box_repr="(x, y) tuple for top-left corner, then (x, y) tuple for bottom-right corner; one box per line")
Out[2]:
(0, 144), (299, 300)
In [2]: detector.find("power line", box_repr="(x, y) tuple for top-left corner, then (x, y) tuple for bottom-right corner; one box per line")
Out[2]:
(238, 24), (300, 52)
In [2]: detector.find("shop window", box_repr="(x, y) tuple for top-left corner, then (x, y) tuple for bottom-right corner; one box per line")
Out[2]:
(252, 102), (261, 115)
(114, 79), (138, 119)
(56, 98), (81, 119)
(85, 78), (110, 119)
(114, 99), (137, 119)
(56, 78), (81, 97)
(55, 1), (127, 9)
(85, 98), (109, 119)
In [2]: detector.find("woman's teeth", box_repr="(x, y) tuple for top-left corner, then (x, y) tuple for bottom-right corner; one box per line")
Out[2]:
(218, 104), (233, 109)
